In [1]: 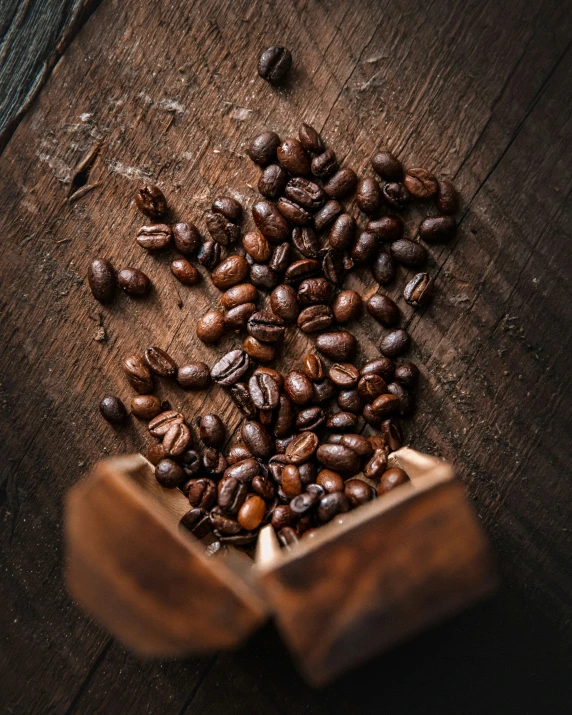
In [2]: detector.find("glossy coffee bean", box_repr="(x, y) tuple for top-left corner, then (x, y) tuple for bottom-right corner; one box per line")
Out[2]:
(135, 184), (167, 219)
(404, 272), (434, 308)
(316, 469), (344, 493)
(187, 478), (217, 510)
(332, 291), (362, 324)
(181, 508), (212, 538)
(298, 123), (324, 153)
(390, 239), (427, 268)
(252, 475), (276, 500)
(249, 372), (280, 410)
(88, 259), (116, 303)
(290, 490), (321, 515)
(323, 168), (358, 199)
(292, 226), (320, 258)
(136, 224), (172, 251)
(300, 354), (322, 381)
(285, 431), (319, 464)
(269, 242), (291, 273)
(206, 212), (240, 247)
(148, 410), (184, 437)
(296, 406), (326, 432)
(270, 284), (299, 322)
(419, 216), (457, 243)
(241, 420), (274, 458)
(155, 459), (185, 488)
(99, 396), (127, 424)
(394, 362), (419, 388)
(271, 504), (296, 530)
(340, 433), (372, 457)
(315, 331), (357, 361)
(284, 370), (314, 405)
(163, 422), (191, 457)
(258, 46), (292, 83)
(351, 231), (380, 264)
(224, 458), (259, 483)
(243, 231), (271, 262)
(250, 263), (279, 290)
(363, 450), (388, 481)
(227, 443), (253, 466)
(172, 222), (201, 254)
(337, 388), (365, 414)
(230, 383), (258, 419)
(367, 216), (403, 242)
(380, 329), (410, 358)
(387, 381), (415, 417)
(247, 131), (280, 166)
(210, 508), (242, 535)
(436, 179), (459, 214)
(317, 492), (351, 523)
(212, 196), (242, 223)
(211, 255), (249, 290)
(321, 247), (348, 285)
(171, 259), (200, 286)
(224, 303), (256, 331)
(297, 277), (333, 306)
(252, 200), (290, 243)
(196, 310), (226, 344)
(316, 443), (360, 474)
(177, 362), (210, 390)
(179, 449), (201, 477)
(312, 378), (337, 404)
(277, 138), (311, 176)
(221, 284), (258, 310)
(247, 311), (285, 343)
(243, 336), (276, 363)
(285, 177), (326, 209)
(326, 411), (358, 431)
(297, 304), (334, 333)
(278, 197), (312, 225)
(211, 349), (250, 386)
(218, 477), (248, 514)
(378, 467), (410, 495)
(197, 240), (222, 269)
(371, 151), (403, 181)
(403, 168), (438, 198)
(382, 182), (410, 210)
(370, 393), (400, 418)
(147, 443), (166, 465)
(361, 356), (395, 381)
(274, 394), (296, 438)
(285, 259), (322, 284)
(371, 251), (397, 285)
(144, 347), (177, 378)
(281, 464), (302, 498)
(117, 268), (151, 296)
(328, 213), (356, 250)
(258, 163), (288, 199)
(238, 496), (266, 531)
(356, 177), (383, 215)
(311, 148), (338, 178)
(131, 394), (161, 420)
(382, 418), (402, 451)
(366, 293), (400, 327)
(329, 363), (360, 388)
(314, 199), (342, 231)
(202, 448), (227, 477)
(123, 354), (154, 394)
(345, 479), (375, 507)
(357, 374), (387, 402)
(199, 414), (225, 448)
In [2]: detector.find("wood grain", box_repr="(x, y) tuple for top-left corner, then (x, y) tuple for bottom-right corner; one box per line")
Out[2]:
(0, 0), (571, 711)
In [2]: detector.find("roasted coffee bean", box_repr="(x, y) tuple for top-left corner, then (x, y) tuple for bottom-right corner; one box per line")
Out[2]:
(218, 476), (248, 514)
(363, 450), (388, 481)
(361, 356), (395, 381)
(274, 394), (296, 438)
(403, 168), (438, 199)
(436, 179), (459, 214)
(211, 349), (250, 386)
(172, 222), (201, 254)
(196, 310), (226, 344)
(212, 196), (242, 223)
(282, 464), (302, 498)
(210, 508), (242, 535)
(206, 212), (240, 247)
(180, 508), (211, 538)
(371, 151), (403, 181)
(243, 231), (271, 262)
(292, 226), (320, 258)
(329, 363), (360, 388)
(366, 293), (400, 327)
(221, 283), (258, 310)
(297, 277), (333, 306)
(270, 284), (299, 322)
(316, 469), (344, 493)
(248, 131), (281, 166)
(211, 255), (249, 290)
(321, 247), (347, 285)
(303, 353), (324, 381)
(298, 123), (324, 153)
(247, 311), (285, 343)
(187, 478), (217, 510)
(419, 216), (457, 243)
(381, 418), (402, 451)
(314, 200), (342, 231)
(367, 216), (404, 242)
(155, 459), (185, 488)
(277, 137), (311, 176)
(199, 414), (225, 448)
(180, 449), (201, 477)
(268, 454), (289, 483)
(285, 259), (322, 284)
(317, 444), (360, 474)
(285, 181), (326, 214)
(230, 383), (258, 418)
(250, 263), (279, 290)
(259, 408), (273, 428)
(163, 422), (191, 457)
(227, 443), (253, 465)
(378, 467), (409, 495)
(258, 163), (288, 199)
(382, 182), (410, 210)
(345, 479), (375, 507)
(351, 230), (380, 264)
(269, 242), (291, 273)
(224, 303), (257, 331)
(249, 372), (280, 410)
(277, 197), (312, 225)
(117, 268), (151, 296)
(404, 272), (434, 308)
(357, 374), (387, 402)
(197, 240), (222, 269)
(99, 396), (127, 424)
(148, 410), (184, 437)
(252, 200), (290, 243)
(224, 458), (259, 483)
(356, 177), (383, 215)
(323, 168), (358, 199)
(284, 370), (314, 405)
(337, 388), (365, 414)
(311, 148), (338, 178)
(243, 336), (276, 363)
(256, 366), (283, 389)
(315, 331), (357, 361)
(88, 259), (116, 303)
(328, 214), (356, 250)
(177, 362), (210, 391)
(332, 290), (362, 324)
(286, 431), (319, 464)
(298, 462), (316, 488)
(171, 259), (200, 286)
(252, 475), (276, 501)
(123, 354), (154, 394)
(340, 433), (372, 457)
(326, 411), (358, 431)
(147, 442), (166, 465)
(136, 224), (172, 250)
(394, 362), (419, 388)
(144, 347), (177, 378)
(297, 304), (334, 333)
(131, 394), (161, 420)
(371, 393), (400, 419)
(202, 448), (227, 476)
(258, 46), (292, 83)
(290, 490), (320, 515)
(238, 496), (266, 531)
(296, 406), (326, 431)
(312, 378), (337, 404)
(241, 420), (274, 458)
(371, 251), (397, 285)
(317, 492), (351, 523)
(135, 184), (167, 219)
(271, 504), (296, 530)
(387, 381), (415, 417)
(380, 329), (410, 358)
(390, 239), (427, 268)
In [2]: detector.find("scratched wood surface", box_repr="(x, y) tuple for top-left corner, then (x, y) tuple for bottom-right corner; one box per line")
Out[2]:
(0, 0), (571, 712)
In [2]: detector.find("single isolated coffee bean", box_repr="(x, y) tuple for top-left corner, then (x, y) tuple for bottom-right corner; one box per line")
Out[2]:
(328, 213), (356, 250)
(199, 414), (226, 448)
(284, 370), (314, 405)
(117, 268), (151, 296)
(155, 459), (185, 488)
(241, 420), (274, 458)
(224, 303), (257, 331)
(148, 410), (184, 437)
(285, 177), (326, 210)
(171, 259), (200, 286)
(297, 304), (334, 333)
(419, 216), (457, 243)
(314, 199), (342, 231)
(258, 163), (288, 199)
(250, 264), (279, 290)
(270, 284), (299, 322)
(367, 216), (403, 242)
(206, 211), (240, 247)
(258, 46), (292, 84)
(285, 431), (319, 464)
(371, 151), (403, 181)
(333, 290), (362, 323)
(135, 184), (167, 219)
(345, 479), (375, 507)
(243, 336), (277, 363)
(99, 396), (127, 424)
(88, 258), (116, 303)
(390, 238), (427, 268)
(382, 182), (410, 210)
(177, 362), (211, 390)
(163, 422), (191, 457)
(131, 394), (161, 420)
(247, 311), (285, 343)
(123, 354), (154, 394)
(394, 362), (419, 388)
(212, 196), (242, 223)
(403, 168), (438, 199)
(315, 331), (357, 362)
(243, 231), (271, 262)
(356, 177), (383, 215)
(136, 224), (172, 251)
(211, 349), (250, 386)
(303, 353), (324, 381)
(366, 293), (400, 327)
(221, 283), (258, 310)
(248, 131), (281, 166)
(278, 197), (312, 225)
(378, 467), (410, 495)
(298, 123), (324, 153)
(380, 329), (411, 358)
(352, 230), (380, 264)
(197, 240), (222, 269)
(172, 222), (201, 254)
(252, 200), (291, 243)
(329, 363), (360, 388)
(371, 251), (397, 285)
(436, 179), (459, 214)
(326, 411), (358, 431)
(285, 258), (322, 284)
(311, 148), (338, 178)
(277, 138), (311, 176)
(211, 255), (249, 290)
(323, 168), (358, 199)
(404, 272), (434, 308)
(144, 347), (177, 378)
(196, 310), (226, 344)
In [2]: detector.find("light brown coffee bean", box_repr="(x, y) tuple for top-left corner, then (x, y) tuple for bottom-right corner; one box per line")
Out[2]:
(131, 395), (161, 420)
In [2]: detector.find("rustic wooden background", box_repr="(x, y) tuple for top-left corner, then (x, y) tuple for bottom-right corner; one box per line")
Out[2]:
(1, 0), (571, 712)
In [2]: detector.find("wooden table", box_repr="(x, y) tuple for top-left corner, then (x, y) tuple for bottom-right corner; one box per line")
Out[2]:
(1, 0), (571, 712)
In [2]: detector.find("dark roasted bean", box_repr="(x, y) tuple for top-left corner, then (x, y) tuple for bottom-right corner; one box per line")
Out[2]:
(419, 216), (457, 243)
(258, 46), (292, 83)
(247, 311), (285, 343)
(370, 393), (400, 419)
(179, 449), (201, 477)
(274, 394), (295, 438)
(382, 182), (410, 210)
(296, 406), (326, 431)
(258, 163), (288, 199)
(303, 353), (324, 381)
(211, 349), (250, 386)
(227, 443), (253, 465)
(196, 309), (226, 344)
(323, 168), (358, 199)
(202, 448), (227, 476)
(210, 509), (243, 535)
(285, 258), (322, 284)
(243, 231), (271, 262)
(242, 420), (274, 458)
(285, 431), (319, 464)
(148, 410), (183, 437)
(144, 347), (177, 378)
(118, 268), (151, 296)
(387, 381), (415, 417)
(212, 196), (242, 223)
(363, 450), (388, 481)
(333, 290), (362, 324)
(278, 197), (312, 225)
(123, 354), (154, 394)
(329, 363), (360, 388)
(171, 259), (200, 286)
(317, 492), (351, 523)
(252, 200), (291, 243)
(250, 263), (279, 290)
(230, 383), (258, 418)
(312, 378), (337, 404)
(131, 394), (161, 420)
(371, 151), (403, 181)
(136, 224), (172, 251)
(351, 230), (380, 264)
(321, 247), (347, 285)
(394, 362), (419, 388)
(271, 504), (296, 530)
(221, 283), (258, 310)
(249, 371), (280, 410)
(390, 238), (427, 267)
(316, 469), (344, 493)
(88, 259), (116, 303)
(155, 459), (185, 488)
(311, 148), (338, 178)
(187, 478), (217, 509)
(378, 467), (410, 495)
(315, 331), (357, 361)
(135, 184), (167, 219)
(328, 213), (356, 250)
(270, 284), (299, 322)
(224, 303), (257, 331)
(380, 329), (410, 358)
(366, 293), (400, 327)
(337, 388), (365, 414)
(269, 242), (291, 273)
(297, 304), (334, 333)
(252, 475), (276, 501)
(317, 443), (360, 474)
(292, 226), (320, 258)
(361, 356), (395, 381)
(356, 177), (383, 215)
(314, 199), (342, 231)
(371, 250), (397, 285)
(243, 336), (277, 362)
(163, 422), (191, 457)
(277, 138), (311, 176)
(345, 479), (375, 507)
(205, 211), (240, 247)
(298, 123), (324, 153)
(404, 272), (434, 308)
(436, 179), (459, 214)
(357, 373), (387, 402)
(218, 477), (248, 514)
(248, 131), (281, 166)
(299, 462), (316, 487)
(340, 433), (372, 457)
(367, 216), (404, 242)
(326, 411), (358, 431)
(290, 491), (319, 515)
(180, 508), (211, 538)
(297, 277), (333, 306)
(99, 396), (127, 424)
(403, 168), (438, 199)
(224, 458), (259, 483)
(285, 177), (326, 210)
(199, 414), (225, 448)
(177, 362), (211, 390)
(382, 418), (402, 451)
(197, 240), (222, 269)
(284, 370), (314, 405)
(211, 255), (249, 290)
(172, 222), (201, 255)
(238, 496), (266, 530)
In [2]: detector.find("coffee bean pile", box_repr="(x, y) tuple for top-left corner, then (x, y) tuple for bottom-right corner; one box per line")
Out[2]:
(91, 120), (460, 552)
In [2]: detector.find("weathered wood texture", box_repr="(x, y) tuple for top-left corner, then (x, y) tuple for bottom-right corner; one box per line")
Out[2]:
(0, 0), (101, 152)
(0, 0), (571, 712)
